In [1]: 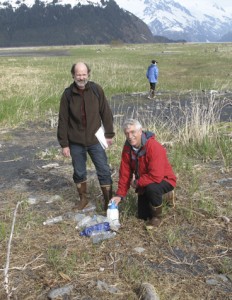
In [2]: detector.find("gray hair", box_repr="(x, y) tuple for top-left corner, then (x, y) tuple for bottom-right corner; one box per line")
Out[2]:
(122, 119), (142, 131)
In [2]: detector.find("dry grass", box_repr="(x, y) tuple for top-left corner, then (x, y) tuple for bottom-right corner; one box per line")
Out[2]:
(0, 64), (46, 101)
(0, 144), (231, 299)
(0, 44), (232, 299)
(1, 43), (232, 126)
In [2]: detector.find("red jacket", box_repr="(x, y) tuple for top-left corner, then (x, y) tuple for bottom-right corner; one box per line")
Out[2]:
(116, 132), (177, 197)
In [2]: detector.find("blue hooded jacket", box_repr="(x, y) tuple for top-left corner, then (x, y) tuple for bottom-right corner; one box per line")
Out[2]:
(146, 63), (159, 83)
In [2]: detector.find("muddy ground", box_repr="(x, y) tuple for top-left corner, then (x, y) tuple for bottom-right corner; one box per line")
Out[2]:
(0, 93), (232, 300)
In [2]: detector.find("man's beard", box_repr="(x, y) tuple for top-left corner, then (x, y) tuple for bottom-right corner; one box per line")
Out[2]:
(75, 79), (88, 89)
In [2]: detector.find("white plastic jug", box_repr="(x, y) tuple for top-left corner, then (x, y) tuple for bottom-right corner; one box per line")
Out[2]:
(107, 201), (120, 230)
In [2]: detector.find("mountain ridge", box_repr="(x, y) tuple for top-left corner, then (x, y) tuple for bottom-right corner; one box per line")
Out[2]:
(0, 0), (158, 47)
(1, 0), (232, 42)
(115, 0), (232, 42)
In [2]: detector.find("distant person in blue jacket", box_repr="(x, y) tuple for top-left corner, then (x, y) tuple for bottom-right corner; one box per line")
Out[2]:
(146, 60), (159, 99)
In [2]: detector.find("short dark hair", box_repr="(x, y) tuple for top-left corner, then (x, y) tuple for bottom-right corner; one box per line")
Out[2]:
(70, 62), (91, 76)
(152, 60), (158, 64)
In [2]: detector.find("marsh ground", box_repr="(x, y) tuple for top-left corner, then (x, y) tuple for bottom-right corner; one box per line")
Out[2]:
(0, 93), (232, 300)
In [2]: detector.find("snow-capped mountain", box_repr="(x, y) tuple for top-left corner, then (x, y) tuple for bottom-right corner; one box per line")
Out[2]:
(1, 0), (232, 42)
(116, 0), (232, 42)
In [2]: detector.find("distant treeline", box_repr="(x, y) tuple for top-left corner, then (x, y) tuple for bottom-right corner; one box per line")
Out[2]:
(0, 0), (159, 47)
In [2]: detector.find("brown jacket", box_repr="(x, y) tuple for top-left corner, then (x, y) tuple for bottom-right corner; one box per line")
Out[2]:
(57, 81), (114, 147)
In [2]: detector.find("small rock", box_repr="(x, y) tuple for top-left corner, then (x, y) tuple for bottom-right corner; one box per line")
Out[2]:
(206, 278), (218, 285)
(27, 197), (37, 205)
(227, 274), (232, 282)
(139, 282), (160, 300)
(134, 247), (146, 254)
(24, 168), (35, 174)
(97, 280), (119, 294)
(220, 216), (230, 223)
(47, 284), (73, 299)
(217, 178), (232, 184)
(217, 274), (229, 282)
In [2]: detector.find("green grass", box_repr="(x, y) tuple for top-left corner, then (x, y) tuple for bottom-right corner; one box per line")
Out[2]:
(0, 43), (231, 300)
(1, 43), (232, 125)
(1, 43), (230, 207)
(0, 222), (7, 241)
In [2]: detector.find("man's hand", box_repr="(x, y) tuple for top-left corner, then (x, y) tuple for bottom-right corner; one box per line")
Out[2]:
(110, 196), (121, 206)
(106, 138), (113, 147)
(62, 147), (70, 157)
(130, 174), (137, 189)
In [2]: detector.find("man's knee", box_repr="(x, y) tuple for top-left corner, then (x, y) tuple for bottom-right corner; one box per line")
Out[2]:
(150, 197), (162, 207)
(145, 183), (162, 195)
(145, 184), (163, 207)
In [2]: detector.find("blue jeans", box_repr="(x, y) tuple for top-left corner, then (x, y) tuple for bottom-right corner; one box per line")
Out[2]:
(69, 142), (112, 185)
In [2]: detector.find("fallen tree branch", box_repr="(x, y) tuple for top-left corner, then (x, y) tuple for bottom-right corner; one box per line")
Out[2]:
(177, 206), (209, 218)
(109, 252), (120, 274)
(196, 251), (228, 262)
(163, 255), (194, 266)
(4, 201), (22, 300)
(0, 157), (23, 163)
(0, 254), (44, 271)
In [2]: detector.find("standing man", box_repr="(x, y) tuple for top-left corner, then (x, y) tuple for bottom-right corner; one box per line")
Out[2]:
(110, 119), (176, 227)
(57, 62), (115, 211)
(146, 60), (159, 99)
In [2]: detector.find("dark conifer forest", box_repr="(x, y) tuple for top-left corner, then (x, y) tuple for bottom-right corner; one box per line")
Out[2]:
(0, 0), (158, 46)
